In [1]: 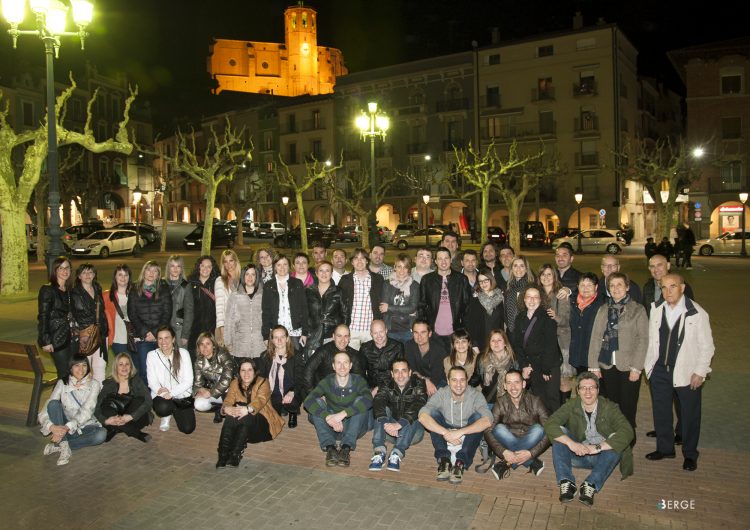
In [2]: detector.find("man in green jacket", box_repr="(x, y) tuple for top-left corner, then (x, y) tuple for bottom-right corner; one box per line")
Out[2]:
(544, 371), (634, 507)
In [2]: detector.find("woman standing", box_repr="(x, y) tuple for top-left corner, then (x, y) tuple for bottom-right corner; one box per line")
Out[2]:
(186, 256), (220, 361)
(443, 329), (478, 380)
(257, 326), (304, 427)
(380, 254), (420, 344)
(193, 332), (235, 421)
(128, 261), (172, 386)
(512, 285), (560, 413)
(103, 265), (134, 359)
(469, 329), (517, 404)
(465, 271), (504, 352)
(71, 263), (109, 383)
(38, 256), (75, 380)
(166, 255), (194, 351)
(261, 255), (309, 351)
(291, 252), (316, 287)
(224, 265), (265, 359)
(215, 249), (241, 345)
(256, 247), (275, 284)
(588, 272), (648, 430)
(305, 261), (343, 357)
(217, 358), (284, 468)
(569, 273), (603, 374)
(538, 264), (574, 403)
(39, 355), (106, 466)
(146, 326), (195, 434)
(95, 352), (152, 442)
(504, 256), (536, 334)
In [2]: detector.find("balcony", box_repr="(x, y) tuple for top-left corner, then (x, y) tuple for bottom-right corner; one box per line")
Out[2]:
(443, 139), (467, 151)
(406, 143), (428, 155)
(573, 115), (600, 137)
(708, 175), (747, 193)
(481, 121), (557, 141)
(301, 118), (325, 131)
(479, 95), (502, 109)
(397, 105), (425, 116)
(279, 123), (297, 135)
(436, 98), (469, 112)
(575, 152), (600, 168)
(573, 81), (598, 96)
(531, 87), (555, 102)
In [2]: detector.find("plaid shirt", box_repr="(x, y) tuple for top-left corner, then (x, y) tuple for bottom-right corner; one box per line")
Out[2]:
(375, 263), (394, 279)
(350, 273), (373, 333)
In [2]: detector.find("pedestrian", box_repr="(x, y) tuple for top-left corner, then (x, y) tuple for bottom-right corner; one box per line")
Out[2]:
(680, 224), (696, 270)
(38, 256), (76, 380)
(644, 237), (657, 261)
(103, 264), (135, 360)
(71, 263), (109, 383)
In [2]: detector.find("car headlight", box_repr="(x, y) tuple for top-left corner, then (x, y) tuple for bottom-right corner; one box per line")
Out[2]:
(87, 243), (100, 249)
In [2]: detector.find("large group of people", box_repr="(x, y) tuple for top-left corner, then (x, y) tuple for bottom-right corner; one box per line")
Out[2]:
(36, 235), (714, 508)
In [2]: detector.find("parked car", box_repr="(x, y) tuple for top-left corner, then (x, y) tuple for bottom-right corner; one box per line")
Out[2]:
(274, 226), (333, 249)
(71, 229), (143, 258)
(486, 226), (507, 246)
(252, 222), (286, 238)
(552, 228), (625, 254)
(63, 220), (106, 245)
(520, 221), (547, 247)
(394, 223), (416, 239)
(338, 224), (362, 242)
(113, 222), (161, 245)
(393, 227), (445, 250)
(378, 226), (394, 243)
(697, 231), (750, 255)
(549, 227), (579, 245)
(183, 223), (235, 249)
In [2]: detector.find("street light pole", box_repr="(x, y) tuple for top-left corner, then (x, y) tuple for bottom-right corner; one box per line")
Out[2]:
(2, 0), (94, 274)
(422, 194), (430, 248)
(282, 196), (289, 248)
(740, 192), (748, 257)
(575, 192), (583, 254)
(356, 102), (389, 247)
(132, 185), (142, 256)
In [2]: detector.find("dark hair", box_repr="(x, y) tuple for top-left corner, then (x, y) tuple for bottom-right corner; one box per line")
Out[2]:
(499, 245), (515, 255)
(518, 285), (547, 312)
(578, 272), (600, 288)
(462, 249), (478, 260)
(311, 241), (326, 250)
(189, 255), (220, 283)
(350, 248), (369, 263)
(441, 231), (459, 243)
(447, 365), (467, 380)
(537, 263), (563, 296)
(606, 271), (630, 290)
(411, 319), (432, 332)
(391, 357), (411, 371)
(75, 263), (97, 285)
(480, 241), (498, 261)
(576, 371), (600, 390)
(449, 328), (475, 367)
(435, 246), (451, 259)
(273, 254), (291, 273)
(504, 368), (524, 383)
(65, 354), (91, 385)
(49, 256), (73, 289)
(370, 243), (386, 253)
(236, 357), (258, 398)
(155, 325), (180, 377)
(109, 264), (133, 303)
(294, 252), (309, 264)
(240, 265), (262, 298)
(332, 350), (352, 363)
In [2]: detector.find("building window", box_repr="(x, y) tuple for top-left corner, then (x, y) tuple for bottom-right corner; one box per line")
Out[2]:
(288, 143), (297, 164)
(265, 155), (274, 173)
(487, 117), (501, 138)
(721, 74), (742, 95)
(576, 38), (596, 50)
(99, 157), (109, 182)
(539, 111), (554, 135)
(537, 45), (554, 57)
(312, 110), (321, 129)
(720, 161), (743, 191)
(486, 53), (500, 65)
(263, 131), (273, 150)
(485, 86), (500, 106)
(409, 92), (424, 106)
(721, 117), (741, 139)
(537, 77), (554, 100)
(22, 101), (34, 126)
(311, 139), (323, 160)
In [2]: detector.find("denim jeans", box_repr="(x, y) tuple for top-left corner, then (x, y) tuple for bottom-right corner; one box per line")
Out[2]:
(47, 400), (107, 450)
(387, 330), (413, 344)
(426, 410), (484, 467)
(111, 342), (132, 356)
(372, 415), (424, 458)
(551, 435), (621, 491)
(135, 341), (156, 386)
(489, 423), (546, 468)
(308, 407), (370, 450)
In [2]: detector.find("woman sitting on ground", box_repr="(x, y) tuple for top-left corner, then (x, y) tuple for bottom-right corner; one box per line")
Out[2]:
(193, 332), (235, 422)
(95, 352), (153, 442)
(39, 355), (107, 466)
(257, 325), (304, 428)
(216, 358), (284, 468)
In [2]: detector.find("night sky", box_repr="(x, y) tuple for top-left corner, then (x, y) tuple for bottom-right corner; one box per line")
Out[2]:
(3, 0), (745, 133)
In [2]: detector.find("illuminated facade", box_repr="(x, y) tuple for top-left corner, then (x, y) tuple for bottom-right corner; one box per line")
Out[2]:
(207, 3), (347, 97)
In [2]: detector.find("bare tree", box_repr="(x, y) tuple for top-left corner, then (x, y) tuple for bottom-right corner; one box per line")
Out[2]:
(222, 167), (267, 246)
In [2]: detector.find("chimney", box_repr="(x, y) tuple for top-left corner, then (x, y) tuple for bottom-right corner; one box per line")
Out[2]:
(491, 27), (500, 45)
(573, 11), (583, 30)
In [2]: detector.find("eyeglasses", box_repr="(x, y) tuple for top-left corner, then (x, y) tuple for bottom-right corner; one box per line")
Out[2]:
(578, 385), (598, 392)
(479, 279), (491, 284)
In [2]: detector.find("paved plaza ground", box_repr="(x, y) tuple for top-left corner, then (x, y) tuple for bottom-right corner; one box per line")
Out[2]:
(1, 248), (748, 529)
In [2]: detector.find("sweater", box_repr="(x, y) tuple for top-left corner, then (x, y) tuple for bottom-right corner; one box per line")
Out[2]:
(419, 385), (492, 428)
(146, 347), (194, 399)
(39, 377), (102, 435)
(303, 373), (373, 419)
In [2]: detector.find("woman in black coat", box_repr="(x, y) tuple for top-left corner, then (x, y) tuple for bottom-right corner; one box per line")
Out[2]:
(95, 352), (152, 442)
(261, 255), (309, 351)
(38, 256), (75, 380)
(511, 285), (560, 413)
(465, 270), (505, 352)
(304, 261), (343, 359)
(186, 255), (220, 361)
(70, 263), (109, 382)
(256, 326), (304, 427)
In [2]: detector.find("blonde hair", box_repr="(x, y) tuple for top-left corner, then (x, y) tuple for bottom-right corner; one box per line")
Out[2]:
(219, 249), (241, 290)
(166, 255), (186, 281)
(110, 352), (137, 382)
(136, 260), (162, 298)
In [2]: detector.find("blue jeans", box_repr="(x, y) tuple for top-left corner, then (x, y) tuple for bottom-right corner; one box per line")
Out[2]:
(308, 405), (370, 450)
(135, 341), (156, 386)
(372, 414), (424, 458)
(426, 410), (484, 467)
(47, 400), (107, 450)
(551, 432), (621, 491)
(111, 342), (132, 356)
(387, 330), (413, 344)
(489, 423), (546, 468)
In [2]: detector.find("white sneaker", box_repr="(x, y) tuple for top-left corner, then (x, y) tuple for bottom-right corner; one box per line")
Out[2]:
(44, 443), (61, 456)
(57, 441), (71, 466)
(159, 416), (172, 432)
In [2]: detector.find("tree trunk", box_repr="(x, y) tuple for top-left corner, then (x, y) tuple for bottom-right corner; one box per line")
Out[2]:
(201, 185), (217, 255)
(0, 203), (31, 296)
(296, 190), (308, 252)
(361, 216), (371, 249)
(35, 191), (48, 264)
(479, 188), (490, 246)
(506, 197), (522, 251)
(236, 217), (245, 247)
(658, 201), (677, 240)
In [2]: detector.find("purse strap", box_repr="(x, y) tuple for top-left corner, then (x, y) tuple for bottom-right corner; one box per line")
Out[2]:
(113, 293), (128, 322)
(200, 285), (216, 302)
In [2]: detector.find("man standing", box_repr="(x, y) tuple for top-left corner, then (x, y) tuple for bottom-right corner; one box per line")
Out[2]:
(304, 352), (373, 467)
(338, 248), (384, 349)
(411, 247), (434, 283)
(679, 224), (696, 270)
(643, 254), (694, 316)
(369, 359), (427, 472)
(440, 231), (462, 271)
(497, 246), (515, 291)
(555, 246), (582, 292)
(311, 243), (327, 268)
(545, 371), (634, 507)
(360, 320), (404, 393)
(418, 247), (472, 350)
(460, 249), (479, 289)
(404, 320), (448, 396)
(644, 273), (714, 472)
(331, 249), (348, 285)
(303, 324), (366, 397)
(598, 255), (642, 304)
(369, 243), (394, 279)
(484, 370), (550, 480)
(419, 366), (493, 484)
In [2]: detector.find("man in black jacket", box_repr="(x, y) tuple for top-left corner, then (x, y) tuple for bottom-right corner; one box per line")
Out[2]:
(360, 320), (404, 391)
(302, 324), (366, 397)
(418, 247), (472, 350)
(555, 246), (582, 293)
(643, 254), (695, 315)
(369, 358), (427, 472)
(404, 320), (448, 396)
(337, 248), (384, 349)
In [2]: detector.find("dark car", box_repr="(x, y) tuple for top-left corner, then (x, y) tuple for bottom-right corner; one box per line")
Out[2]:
(63, 220), (105, 245)
(113, 222), (161, 245)
(338, 224), (361, 242)
(274, 226), (333, 248)
(520, 221), (547, 247)
(183, 223), (235, 249)
(486, 226), (507, 246)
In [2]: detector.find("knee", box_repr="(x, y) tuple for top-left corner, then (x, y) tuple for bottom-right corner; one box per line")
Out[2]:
(194, 397), (213, 412)
(92, 427), (108, 445)
(153, 398), (173, 417)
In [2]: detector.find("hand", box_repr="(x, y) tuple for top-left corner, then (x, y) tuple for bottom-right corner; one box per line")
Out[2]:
(546, 308), (557, 319)
(689, 373), (704, 390)
(542, 374), (551, 382)
(443, 429), (463, 445)
(425, 379), (438, 396)
(592, 370), (602, 379)
(568, 441), (590, 456)
(514, 449), (532, 465)
(299, 336), (307, 347)
(585, 444), (602, 455)
(379, 303), (389, 313)
(384, 422), (402, 437)
(628, 370), (641, 382)
(195, 388), (211, 399)
(502, 449), (517, 464)
(121, 414), (134, 424)
(281, 391), (295, 405)
(557, 287), (572, 299)
(50, 425), (68, 441)
(104, 417), (118, 426)
(326, 413), (344, 432)
(145, 332), (156, 342)
(43, 344), (54, 353)
(522, 366), (533, 379)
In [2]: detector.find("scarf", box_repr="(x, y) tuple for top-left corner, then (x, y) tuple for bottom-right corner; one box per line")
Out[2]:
(388, 273), (413, 298)
(598, 295), (630, 366)
(293, 271), (314, 287)
(143, 282), (156, 299)
(482, 349), (514, 390)
(261, 267), (273, 283)
(268, 354), (287, 396)
(576, 291), (597, 311)
(477, 288), (503, 315)
(505, 277), (528, 332)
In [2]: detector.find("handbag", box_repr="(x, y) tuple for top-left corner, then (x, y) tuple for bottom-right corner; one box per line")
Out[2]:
(113, 296), (137, 351)
(171, 396), (195, 409)
(102, 393), (133, 415)
(78, 297), (102, 356)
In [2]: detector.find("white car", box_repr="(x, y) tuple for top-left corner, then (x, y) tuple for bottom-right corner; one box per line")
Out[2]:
(697, 231), (750, 255)
(552, 229), (624, 254)
(71, 229), (143, 258)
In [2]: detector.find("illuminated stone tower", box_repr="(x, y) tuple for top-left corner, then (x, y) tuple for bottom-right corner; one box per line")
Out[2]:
(208, 2), (347, 96)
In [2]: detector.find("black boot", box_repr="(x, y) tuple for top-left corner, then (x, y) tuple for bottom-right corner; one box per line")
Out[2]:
(228, 424), (249, 468)
(288, 413), (297, 428)
(216, 422), (235, 469)
(105, 427), (117, 443)
(211, 403), (223, 424)
(560, 391), (571, 404)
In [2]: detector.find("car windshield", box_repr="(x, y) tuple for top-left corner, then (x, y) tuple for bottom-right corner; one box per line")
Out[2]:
(189, 228), (203, 236)
(87, 231), (111, 240)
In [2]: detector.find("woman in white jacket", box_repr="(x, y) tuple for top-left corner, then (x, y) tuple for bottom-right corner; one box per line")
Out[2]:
(225, 265), (265, 358)
(39, 355), (106, 466)
(214, 250), (241, 345)
(147, 326), (195, 434)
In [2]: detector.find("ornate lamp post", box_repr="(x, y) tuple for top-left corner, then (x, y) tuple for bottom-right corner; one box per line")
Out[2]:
(355, 102), (389, 246)
(422, 194), (430, 247)
(2, 0), (94, 273)
(740, 192), (748, 257)
(574, 192), (583, 253)
(132, 185), (142, 256)
(281, 195), (289, 247)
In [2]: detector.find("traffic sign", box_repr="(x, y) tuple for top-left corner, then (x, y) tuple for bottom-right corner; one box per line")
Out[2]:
(599, 209), (606, 217)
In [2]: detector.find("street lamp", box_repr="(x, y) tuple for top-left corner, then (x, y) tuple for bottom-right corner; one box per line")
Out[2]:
(2, 0), (94, 273)
(422, 194), (430, 247)
(356, 101), (389, 246)
(132, 185), (142, 256)
(574, 192), (583, 253)
(281, 195), (289, 247)
(740, 192), (748, 257)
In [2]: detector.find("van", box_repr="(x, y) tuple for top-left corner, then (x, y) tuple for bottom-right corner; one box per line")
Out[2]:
(520, 221), (547, 247)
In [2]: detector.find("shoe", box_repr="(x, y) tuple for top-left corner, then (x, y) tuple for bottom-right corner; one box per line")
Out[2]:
(369, 452), (385, 471)
(337, 445), (351, 467)
(529, 459), (545, 476)
(436, 457), (452, 481)
(159, 416), (172, 432)
(559, 480), (577, 503)
(683, 458), (697, 471)
(213, 411), (223, 424)
(578, 481), (596, 506)
(325, 445), (339, 467)
(216, 453), (228, 469)
(685, 266), (693, 270)
(645, 451), (676, 460)
(105, 428), (117, 443)
(675, 434), (683, 445)
(491, 460), (511, 481)
(43, 443), (60, 456)
(387, 452), (401, 472)
(227, 452), (242, 468)
(288, 413), (297, 429)
(136, 433), (152, 443)
(449, 459), (464, 484)
(474, 453), (496, 474)
(646, 430), (656, 437)
(57, 441), (72, 466)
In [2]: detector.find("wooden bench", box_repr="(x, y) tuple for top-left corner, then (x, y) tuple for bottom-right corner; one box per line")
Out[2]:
(0, 341), (57, 426)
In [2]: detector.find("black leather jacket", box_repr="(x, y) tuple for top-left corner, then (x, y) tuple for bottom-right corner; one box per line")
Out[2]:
(192, 349), (235, 398)
(71, 283), (108, 350)
(305, 283), (344, 352)
(338, 271), (384, 324)
(127, 281), (173, 340)
(37, 285), (73, 350)
(372, 374), (427, 424)
(261, 275), (309, 339)
(302, 342), (366, 397)
(417, 271), (472, 330)
(359, 338), (405, 388)
(94, 376), (153, 424)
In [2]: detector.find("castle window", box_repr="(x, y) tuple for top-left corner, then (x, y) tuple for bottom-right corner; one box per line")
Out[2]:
(229, 59), (236, 67)
(302, 13), (307, 28)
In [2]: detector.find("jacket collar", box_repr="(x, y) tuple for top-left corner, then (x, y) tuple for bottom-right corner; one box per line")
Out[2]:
(654, 295), (698, 317)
